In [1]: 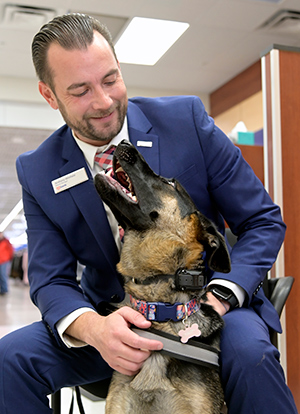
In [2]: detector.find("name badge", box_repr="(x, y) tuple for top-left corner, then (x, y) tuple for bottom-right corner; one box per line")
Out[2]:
(52, 168), (88, 194)
(137, 140), (153, 148)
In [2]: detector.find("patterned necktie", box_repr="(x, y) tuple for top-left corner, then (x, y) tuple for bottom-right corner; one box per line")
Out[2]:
(94, 145), (116, 174)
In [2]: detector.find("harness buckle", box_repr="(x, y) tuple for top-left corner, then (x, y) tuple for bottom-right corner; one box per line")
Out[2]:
(146, 302), (181, 322)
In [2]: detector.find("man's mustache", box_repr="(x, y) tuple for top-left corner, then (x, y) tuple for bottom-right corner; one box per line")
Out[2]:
(84, 105), (118, 120)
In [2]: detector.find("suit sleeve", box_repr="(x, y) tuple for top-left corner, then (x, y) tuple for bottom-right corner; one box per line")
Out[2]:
(191, 97), (286, 305)
(16, 157), (96, 345)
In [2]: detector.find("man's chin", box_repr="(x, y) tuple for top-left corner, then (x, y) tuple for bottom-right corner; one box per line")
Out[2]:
(74, 126), (120, 145)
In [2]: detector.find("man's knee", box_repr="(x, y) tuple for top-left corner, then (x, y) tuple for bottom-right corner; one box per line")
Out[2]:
(220, 308), (278, 371)
(0, 324), (43, 375)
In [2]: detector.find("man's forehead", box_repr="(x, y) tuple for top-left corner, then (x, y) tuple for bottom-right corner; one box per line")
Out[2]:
(46, 34), (116, 86)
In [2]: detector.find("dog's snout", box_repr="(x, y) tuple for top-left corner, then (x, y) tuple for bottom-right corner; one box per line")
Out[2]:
(118, 149), (136, 165)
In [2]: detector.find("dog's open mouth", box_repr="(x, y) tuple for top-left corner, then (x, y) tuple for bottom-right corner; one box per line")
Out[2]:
(102, 158), (138, 203)
(114, 159), (135, 195)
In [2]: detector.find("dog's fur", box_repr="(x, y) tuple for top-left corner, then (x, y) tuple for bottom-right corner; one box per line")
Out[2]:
(94, 140), (231, 414)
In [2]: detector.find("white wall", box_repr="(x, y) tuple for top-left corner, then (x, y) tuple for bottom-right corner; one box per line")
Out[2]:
(0, 100), (64, 129)
(0, 76), (210, 130)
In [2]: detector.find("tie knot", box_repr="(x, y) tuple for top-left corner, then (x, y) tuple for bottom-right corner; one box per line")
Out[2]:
(95, 145), (116, 171)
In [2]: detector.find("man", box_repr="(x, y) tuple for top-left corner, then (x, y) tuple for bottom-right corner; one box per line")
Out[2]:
(0, 13), (297, 414)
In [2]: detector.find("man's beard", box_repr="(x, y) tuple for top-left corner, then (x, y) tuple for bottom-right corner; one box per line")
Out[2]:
(57, 99), (127, 143)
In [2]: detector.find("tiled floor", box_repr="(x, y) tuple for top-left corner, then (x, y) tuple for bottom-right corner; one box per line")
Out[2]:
(0, 278), (106, 413)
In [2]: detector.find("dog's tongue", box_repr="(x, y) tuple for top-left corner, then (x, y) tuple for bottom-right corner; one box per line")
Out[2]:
(116, 169), (129, 189)
(104, 169), (130, 193)
(113, 160), (134, 194)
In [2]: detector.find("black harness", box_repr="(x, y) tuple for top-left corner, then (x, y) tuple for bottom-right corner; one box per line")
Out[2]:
(132, 267), (207, 291)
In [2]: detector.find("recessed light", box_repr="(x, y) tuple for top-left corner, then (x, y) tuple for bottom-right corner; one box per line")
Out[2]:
(115, 17), (189, 66)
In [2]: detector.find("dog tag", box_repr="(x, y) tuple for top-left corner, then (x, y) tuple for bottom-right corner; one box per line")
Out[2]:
(179, 323), (201, 343)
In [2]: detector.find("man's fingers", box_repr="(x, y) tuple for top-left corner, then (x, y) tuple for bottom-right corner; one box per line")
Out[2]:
(117, 306), (151, 328)
(108, 340), (152, 376)
(95, 307), (163, 374)
(117, 307), (163, 351)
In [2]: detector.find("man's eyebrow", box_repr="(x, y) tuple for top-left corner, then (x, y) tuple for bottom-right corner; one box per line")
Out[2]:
(105, 68), (119, 78)
(67, 69), (119, 91)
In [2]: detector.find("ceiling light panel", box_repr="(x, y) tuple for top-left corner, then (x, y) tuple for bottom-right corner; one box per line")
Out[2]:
(115, 17), (189, 66)
(247, 0), (283, 3)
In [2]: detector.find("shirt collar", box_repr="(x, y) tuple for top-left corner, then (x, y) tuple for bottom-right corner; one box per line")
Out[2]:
(72, 116), (129, 170)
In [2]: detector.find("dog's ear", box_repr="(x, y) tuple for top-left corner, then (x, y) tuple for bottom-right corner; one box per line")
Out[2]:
(204, 227), (231, 273)
(196, 213), (231, 273)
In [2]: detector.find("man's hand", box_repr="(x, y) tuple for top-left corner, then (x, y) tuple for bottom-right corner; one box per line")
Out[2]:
(65, 307), (163, 376)
(202, 291), (230, 316)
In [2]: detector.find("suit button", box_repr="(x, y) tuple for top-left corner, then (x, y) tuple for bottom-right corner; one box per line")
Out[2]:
(110, 294), (120, 302)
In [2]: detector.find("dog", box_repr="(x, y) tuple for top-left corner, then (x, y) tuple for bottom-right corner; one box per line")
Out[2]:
(94, 140), (231, 414)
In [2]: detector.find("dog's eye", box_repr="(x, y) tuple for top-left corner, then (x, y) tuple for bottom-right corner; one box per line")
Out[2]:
(149, 211), (159, 220)
(161, 177), (176, 188)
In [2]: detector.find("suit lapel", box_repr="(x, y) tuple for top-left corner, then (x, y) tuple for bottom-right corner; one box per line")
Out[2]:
(127, 101), (160, 174)
(59, 132), (119, 264)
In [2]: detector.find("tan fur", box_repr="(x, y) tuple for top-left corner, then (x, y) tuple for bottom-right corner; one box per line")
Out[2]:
(118, 211), (205, 279)
(105, 204), (224, 413)
(94, 141), (228, 414)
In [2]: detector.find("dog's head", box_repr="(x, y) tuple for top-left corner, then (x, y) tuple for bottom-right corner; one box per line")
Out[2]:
(94, 140), (230, 275)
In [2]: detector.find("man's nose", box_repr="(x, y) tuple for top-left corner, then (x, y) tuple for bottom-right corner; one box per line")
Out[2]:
(91, 86), (113, 111)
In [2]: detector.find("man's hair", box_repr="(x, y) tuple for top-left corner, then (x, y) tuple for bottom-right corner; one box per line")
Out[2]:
(32, 13), (117, 89)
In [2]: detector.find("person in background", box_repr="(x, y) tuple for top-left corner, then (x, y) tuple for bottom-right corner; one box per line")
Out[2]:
(0, 232), (14, 295)
(0, 13), (297, 414)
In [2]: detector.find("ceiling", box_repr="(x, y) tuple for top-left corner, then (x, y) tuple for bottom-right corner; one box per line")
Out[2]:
(1, 0), (300, 244)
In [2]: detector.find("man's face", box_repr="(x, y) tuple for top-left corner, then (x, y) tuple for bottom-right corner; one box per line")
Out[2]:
(39, 32), (128, 146)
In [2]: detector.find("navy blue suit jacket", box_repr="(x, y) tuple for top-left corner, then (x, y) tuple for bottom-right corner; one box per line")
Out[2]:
(16, 96), (285, 345)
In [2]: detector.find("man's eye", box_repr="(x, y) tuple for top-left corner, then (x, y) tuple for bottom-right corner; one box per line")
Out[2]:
(104, 75), (117, 86)
(73, 90), (88, 97)
(105, 80), (116, 86)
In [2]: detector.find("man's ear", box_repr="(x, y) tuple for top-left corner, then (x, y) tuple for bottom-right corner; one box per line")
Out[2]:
(38, 81), (58, 110)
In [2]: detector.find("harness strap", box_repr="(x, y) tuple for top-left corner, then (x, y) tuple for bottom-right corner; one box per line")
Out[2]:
(132, 327), (220, 370)
(132, 268), (207, 291)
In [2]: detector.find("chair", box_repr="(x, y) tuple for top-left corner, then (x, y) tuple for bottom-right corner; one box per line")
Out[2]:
(51, 276), (294, 413)
(266, 275), (294, 347)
